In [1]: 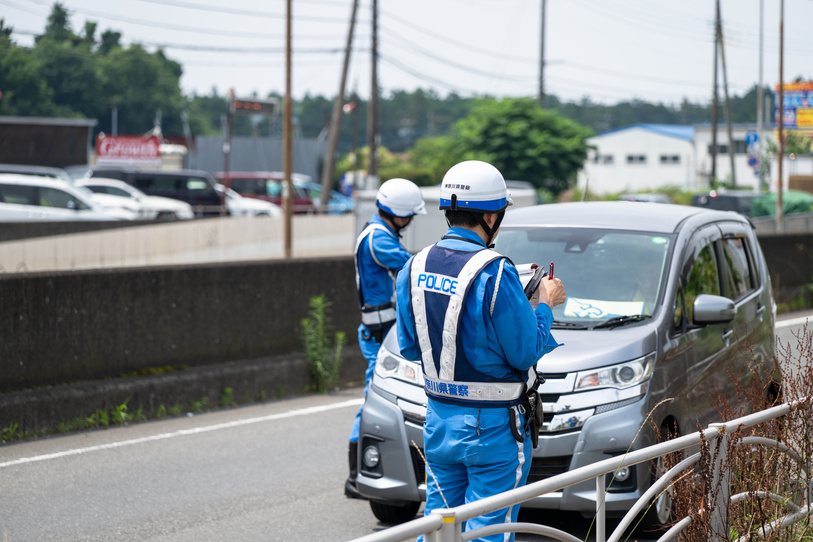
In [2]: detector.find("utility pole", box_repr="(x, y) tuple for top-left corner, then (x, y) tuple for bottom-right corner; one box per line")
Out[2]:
(717, 0), (737, 187)
(283, 0), (293, 258)
(538, 0), (546, 108)
(757, 0), (765, 192)
(222, 89), (234, 216)
(777, 0), (785, 231)
(710, 0), (720, 186)
(320, 0), (358, 213)
(367, 0), (379, 185)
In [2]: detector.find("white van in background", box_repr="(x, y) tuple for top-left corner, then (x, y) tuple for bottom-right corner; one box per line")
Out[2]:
(0, 174), (136, 222)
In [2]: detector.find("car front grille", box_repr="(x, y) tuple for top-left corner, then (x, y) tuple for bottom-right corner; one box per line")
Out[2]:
(413, 448), (571, 487)
(526, 455), (572, 484)
(410, 446), (426, 486)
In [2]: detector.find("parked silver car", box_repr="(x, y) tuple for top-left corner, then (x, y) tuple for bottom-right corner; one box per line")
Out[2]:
(355, 201), (777, 530)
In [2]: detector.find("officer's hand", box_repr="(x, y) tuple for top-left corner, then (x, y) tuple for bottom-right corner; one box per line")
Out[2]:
(540, 277), (566, 308)
(529, 280), (542, 310)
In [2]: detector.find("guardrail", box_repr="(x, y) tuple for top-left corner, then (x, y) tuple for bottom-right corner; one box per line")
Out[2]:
(349, 398), (811, 542)
(753, 212), (813, 235)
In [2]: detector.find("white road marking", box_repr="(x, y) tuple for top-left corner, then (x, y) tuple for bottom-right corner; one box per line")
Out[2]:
(776, 316), (810, 329)
(0, 397), (363, 469)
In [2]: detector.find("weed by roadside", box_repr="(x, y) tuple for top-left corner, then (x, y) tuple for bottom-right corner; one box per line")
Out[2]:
(301, 294), (346, 394)
(649, 325), (812, 541)
(1, 387), (242, 444)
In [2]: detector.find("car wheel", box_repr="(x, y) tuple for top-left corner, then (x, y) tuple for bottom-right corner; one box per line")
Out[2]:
(640, 421), (682, 533)
(157, 212), (178, 221)
(369, 500), (420, 525)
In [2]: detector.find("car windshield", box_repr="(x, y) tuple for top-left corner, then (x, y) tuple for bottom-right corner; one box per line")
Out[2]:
(495, 227), (673, 327)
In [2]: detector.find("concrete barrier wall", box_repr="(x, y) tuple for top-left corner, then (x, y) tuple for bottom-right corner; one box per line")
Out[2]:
(758, 232), (813, 307)
(0, 214), (355, 273)
(0, 256), (361, 391)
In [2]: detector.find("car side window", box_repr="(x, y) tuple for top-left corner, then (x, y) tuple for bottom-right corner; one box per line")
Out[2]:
(151, 176), (178, 191)
(39, 187), (89, 210)
(232, 179), (264, 195)
(0, 184), (38, 205)
(266, 180), (282, 197)
(680, 243), (720, 327)
(106, 187), (131, 198)
(720, 236), (754, 301)
(133, 176), (155, 191)
(186, 178), (213, 193)
(686, 244), (720, 321)
(673, 285), (685, 330)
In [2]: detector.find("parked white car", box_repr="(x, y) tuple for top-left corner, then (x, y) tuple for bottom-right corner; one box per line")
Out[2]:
(0, 174), (136, 221)
(215, 184), (282, 217)
(75, 178), (195, 220)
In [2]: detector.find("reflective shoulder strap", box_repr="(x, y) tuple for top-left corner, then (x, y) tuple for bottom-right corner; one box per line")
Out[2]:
(409, 247), (436, 379)
(354, 223), (397, 302)
(437, 249), (501, 380)
(490, 258), (507, 317)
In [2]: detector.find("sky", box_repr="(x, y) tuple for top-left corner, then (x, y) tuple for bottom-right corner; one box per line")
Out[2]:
(2, 0), (813, 107)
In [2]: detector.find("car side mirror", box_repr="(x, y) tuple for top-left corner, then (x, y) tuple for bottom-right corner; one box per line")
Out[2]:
(692, 294), (736, 325)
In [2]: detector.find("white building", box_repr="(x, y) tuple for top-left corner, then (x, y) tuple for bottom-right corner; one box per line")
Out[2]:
(577, 123), (806, 195)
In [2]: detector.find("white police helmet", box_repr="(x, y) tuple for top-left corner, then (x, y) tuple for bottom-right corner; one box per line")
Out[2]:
(376, 178), (427, 217)
(439, 160), (513, 213)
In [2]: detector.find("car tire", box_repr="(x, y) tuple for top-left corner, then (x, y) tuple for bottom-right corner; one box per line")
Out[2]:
(369, 500), (420, 525)
(156, 212), (178, 221)
(639, 421), (682, 534)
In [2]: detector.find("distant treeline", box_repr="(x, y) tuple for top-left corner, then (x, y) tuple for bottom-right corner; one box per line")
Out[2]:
(0, 3), (777, 155)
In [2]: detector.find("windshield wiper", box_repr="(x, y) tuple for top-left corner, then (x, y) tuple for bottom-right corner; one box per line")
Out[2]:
(551, 320), (589, 330)
(591, 314), (651, 330)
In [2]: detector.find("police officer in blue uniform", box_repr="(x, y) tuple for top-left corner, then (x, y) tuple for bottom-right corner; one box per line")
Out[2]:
(346, 178), (426, 499)
(395, 160), (566, 541)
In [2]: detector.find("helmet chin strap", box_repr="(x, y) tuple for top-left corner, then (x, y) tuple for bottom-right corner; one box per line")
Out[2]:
(475, 210), (505, 248)
(379, 209), (410, 237)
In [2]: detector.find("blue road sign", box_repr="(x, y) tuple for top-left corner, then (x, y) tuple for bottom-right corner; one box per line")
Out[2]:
(745, 131), (759, 146)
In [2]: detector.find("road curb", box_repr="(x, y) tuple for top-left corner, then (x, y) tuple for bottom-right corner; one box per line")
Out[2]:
(0, 350), (366, 435)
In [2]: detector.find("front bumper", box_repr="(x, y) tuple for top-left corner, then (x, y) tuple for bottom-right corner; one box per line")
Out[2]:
(356, 375), (654, 516)
(356, 381), (426, 505)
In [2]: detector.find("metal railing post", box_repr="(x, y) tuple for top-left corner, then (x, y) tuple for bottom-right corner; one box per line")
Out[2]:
(435, 509), (460, 542)
(595, 475), (606, 542)
(708, 423), (730, 541)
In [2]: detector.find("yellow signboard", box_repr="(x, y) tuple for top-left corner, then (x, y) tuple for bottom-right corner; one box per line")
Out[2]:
(797, 108), (813, 128)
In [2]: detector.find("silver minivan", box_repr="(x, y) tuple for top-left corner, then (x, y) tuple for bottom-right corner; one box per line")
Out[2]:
(355, 201), (777, 530)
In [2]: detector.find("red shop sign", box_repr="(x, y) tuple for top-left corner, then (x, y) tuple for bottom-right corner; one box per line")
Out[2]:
(96, 134), (161, 165)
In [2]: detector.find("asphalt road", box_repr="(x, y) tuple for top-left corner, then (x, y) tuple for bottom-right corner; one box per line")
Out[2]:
(1, 311), (809, 542)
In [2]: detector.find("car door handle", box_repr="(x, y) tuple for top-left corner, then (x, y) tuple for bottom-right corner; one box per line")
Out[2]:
(756, 304), (766, 322)
(722, 329), (734, 347)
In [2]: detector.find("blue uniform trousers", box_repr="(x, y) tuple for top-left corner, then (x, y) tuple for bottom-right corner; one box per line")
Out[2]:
(420, 399), (532, 542)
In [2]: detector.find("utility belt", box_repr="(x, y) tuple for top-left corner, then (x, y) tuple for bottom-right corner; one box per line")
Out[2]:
(509, 372), (546, 448)
(360, 301), (396, 343)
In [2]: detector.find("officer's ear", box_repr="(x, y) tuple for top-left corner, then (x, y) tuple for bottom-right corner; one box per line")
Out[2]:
(482, 212), (498, 228)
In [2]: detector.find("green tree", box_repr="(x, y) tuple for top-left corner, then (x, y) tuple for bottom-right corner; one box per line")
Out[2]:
(96, 45), (185, 135)
(449, 97), (594, 196)
(34, 37), (102, 118)
(405, 134), (460, 185)
(0, 20), (59, 116)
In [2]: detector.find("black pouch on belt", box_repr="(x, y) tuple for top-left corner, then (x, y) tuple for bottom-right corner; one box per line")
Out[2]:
(525, 389), (543, 449)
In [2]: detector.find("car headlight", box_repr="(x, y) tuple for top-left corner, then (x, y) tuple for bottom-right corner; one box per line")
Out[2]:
(374, 347), (423, 386)
(574, 353), (654, 391)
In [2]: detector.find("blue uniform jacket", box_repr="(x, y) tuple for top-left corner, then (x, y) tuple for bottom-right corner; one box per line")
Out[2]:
(396, 227), (559, 382)
(356, 215), (413, 310)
